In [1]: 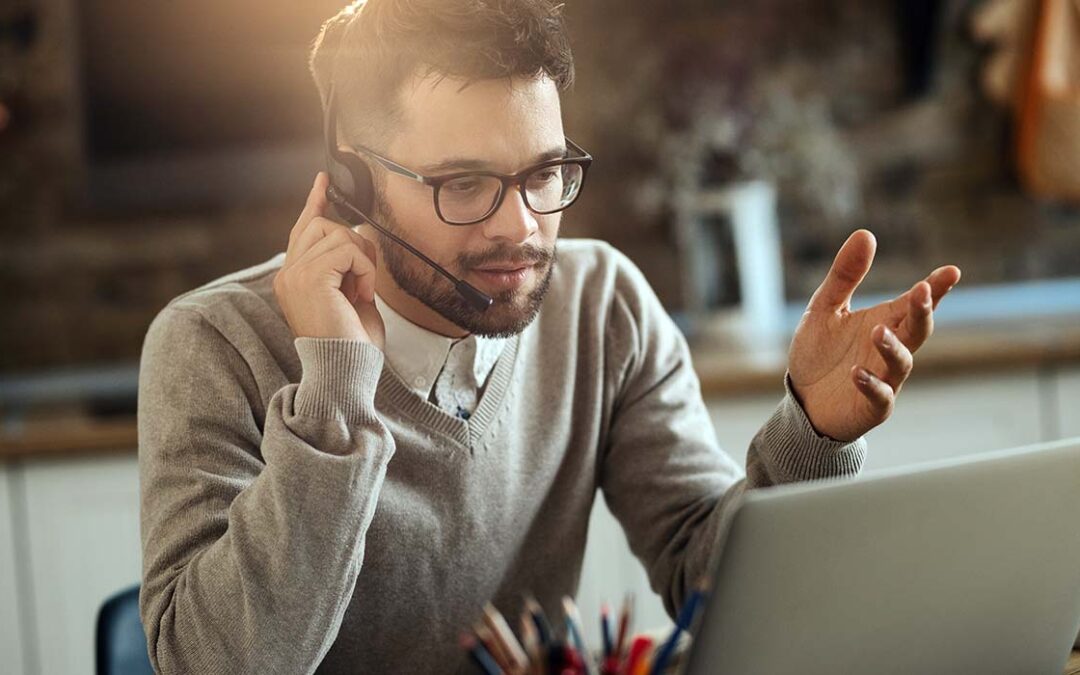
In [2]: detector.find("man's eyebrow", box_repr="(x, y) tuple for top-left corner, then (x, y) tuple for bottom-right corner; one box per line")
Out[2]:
(419, 146), (568, 174)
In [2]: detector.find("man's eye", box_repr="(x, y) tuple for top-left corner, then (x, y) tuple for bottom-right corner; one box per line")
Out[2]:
(532, 169), (560, 183)
(445, 178), (481, 193)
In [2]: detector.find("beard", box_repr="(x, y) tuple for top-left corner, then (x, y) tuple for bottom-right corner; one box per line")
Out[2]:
(374, 204), (557, 338)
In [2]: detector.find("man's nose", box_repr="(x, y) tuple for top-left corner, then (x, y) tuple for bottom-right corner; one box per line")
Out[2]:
(480, 188), (538, 244)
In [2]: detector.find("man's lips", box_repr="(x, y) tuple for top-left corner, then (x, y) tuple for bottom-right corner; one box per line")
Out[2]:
(473, 262), (536, 273)
(471, 262), (538, 290)
(479, 264), (533, 272)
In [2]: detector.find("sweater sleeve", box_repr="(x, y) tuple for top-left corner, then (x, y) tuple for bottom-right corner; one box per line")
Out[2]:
(598, 255), (864, 620)
(137, 306), (395, 674)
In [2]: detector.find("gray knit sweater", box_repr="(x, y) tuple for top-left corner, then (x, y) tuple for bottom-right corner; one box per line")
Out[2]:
(137, 238), (866, 673)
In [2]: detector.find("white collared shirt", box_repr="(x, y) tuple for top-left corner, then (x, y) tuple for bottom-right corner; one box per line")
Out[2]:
(373, 294), (505, 418)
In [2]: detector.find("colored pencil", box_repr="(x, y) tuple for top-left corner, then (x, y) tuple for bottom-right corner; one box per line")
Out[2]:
(474, 623), (513, 673)
(600, 603), (613, 659)
(484, 602), (529, 673)
(521, 610), (543, 675)
(525, 595), (554, 647)
(613, 593), (633, 664)
(461, 633), (501, 675)
(622, 635), (653, 675)
(648, 588), (707, 675)
(562, 596), (594, 675)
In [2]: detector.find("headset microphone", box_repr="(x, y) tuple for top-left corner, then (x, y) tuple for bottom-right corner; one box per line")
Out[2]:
(322, 85), (493, 312)
(324, 185), (494, 311)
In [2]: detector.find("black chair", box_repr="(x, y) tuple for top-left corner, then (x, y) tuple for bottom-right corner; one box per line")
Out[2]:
(96, 584), (154, 675)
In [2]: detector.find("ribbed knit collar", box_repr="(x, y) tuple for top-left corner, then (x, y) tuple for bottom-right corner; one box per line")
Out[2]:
(374, 328), (521, 452)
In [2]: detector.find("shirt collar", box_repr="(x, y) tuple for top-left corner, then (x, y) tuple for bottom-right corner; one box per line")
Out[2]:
(373, 293), (506, 397)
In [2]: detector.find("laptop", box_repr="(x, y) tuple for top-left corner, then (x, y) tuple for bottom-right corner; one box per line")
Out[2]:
(684, 438), (1080, 675)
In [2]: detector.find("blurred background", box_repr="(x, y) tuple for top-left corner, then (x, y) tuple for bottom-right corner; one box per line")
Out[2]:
(1, 1), (1079, 673)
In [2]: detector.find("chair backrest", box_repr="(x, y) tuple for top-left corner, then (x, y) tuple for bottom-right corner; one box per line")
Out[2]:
(96, 584), (153, 675)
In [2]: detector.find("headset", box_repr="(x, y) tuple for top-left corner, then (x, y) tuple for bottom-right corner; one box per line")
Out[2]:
(322, 83), (493, 312)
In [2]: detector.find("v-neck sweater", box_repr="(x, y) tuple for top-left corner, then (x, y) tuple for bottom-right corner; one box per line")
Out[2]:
(137, 238), (866, 674)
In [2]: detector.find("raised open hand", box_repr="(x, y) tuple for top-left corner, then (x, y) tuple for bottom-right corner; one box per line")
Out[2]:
(788, 230), (962, 442)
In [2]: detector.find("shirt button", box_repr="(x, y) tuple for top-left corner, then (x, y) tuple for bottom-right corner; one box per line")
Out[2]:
(413, 376), (427, 388)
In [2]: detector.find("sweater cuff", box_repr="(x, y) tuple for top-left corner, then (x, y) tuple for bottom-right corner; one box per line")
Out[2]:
(294, 338), (384, 424)
(757, 372), (867, 482)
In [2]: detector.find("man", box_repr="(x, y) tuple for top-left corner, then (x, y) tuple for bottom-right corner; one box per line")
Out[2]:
(137, 1), (961, 672)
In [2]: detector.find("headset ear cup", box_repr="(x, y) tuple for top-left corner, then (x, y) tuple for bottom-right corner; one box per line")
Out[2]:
(327, 153), (375, 225)
(343, 154), (375, 214)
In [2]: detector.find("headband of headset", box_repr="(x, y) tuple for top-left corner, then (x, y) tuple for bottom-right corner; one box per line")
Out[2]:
(323, 84), (376, 223)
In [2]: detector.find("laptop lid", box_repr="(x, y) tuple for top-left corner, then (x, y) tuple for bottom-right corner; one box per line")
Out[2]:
(684, 438), (1080, 675)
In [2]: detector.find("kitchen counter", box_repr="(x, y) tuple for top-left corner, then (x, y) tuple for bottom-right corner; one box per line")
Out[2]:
(691, 312), (1080, 396)
(2, 284), (1079, 460)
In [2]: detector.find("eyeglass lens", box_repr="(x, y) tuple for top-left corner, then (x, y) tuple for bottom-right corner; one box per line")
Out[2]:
(437, 162), (585, 224)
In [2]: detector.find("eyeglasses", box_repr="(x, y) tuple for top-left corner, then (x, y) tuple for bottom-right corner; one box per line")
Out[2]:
(347, 138), (592, 226)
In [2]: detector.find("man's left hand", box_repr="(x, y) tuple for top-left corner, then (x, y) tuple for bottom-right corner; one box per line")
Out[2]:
(788, 229), (962, 442)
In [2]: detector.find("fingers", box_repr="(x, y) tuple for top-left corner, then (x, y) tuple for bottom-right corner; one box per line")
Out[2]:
(894, 280), (934, 349)
(807, 229), (877, 312)
(353, 238), (379, 305)
(287, 172), (330, 253)
(888, 264), (960, 348)
(292, 216), (347, 265)
(851, 365), (895, 418)
(871, 324), (914, 392)
(305, 238), (378, 302)
(926, 265), (961, 310)
(293, 222), (369, 270)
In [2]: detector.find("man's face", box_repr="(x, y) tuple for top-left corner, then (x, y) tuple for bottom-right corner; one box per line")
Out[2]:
(367, 74), (565, 337)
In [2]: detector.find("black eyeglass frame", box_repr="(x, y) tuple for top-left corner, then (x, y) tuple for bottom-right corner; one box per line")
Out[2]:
(346, 139), (593, 225)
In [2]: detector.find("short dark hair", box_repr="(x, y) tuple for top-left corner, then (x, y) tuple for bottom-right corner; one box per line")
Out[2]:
(309, 0), (575, 146)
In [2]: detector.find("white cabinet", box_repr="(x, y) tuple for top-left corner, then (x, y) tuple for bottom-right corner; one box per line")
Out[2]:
(707, 386), (785, 470)
(577, 493), (674, 649)
(863, 368), (1045, 471)
(1056, 366), (1080, 439)
(19, 453), (142, 675)
(706, 369), (1046, 474)
(0, 466), (28, 675)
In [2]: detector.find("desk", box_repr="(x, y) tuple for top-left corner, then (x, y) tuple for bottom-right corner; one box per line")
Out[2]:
(661, 637), (1080, 673)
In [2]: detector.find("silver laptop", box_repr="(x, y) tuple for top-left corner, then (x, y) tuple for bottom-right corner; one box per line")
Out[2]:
(685, 438), (1080, 675)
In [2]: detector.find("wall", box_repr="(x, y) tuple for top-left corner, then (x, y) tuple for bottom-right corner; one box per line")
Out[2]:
(3, 0), (1080, 374)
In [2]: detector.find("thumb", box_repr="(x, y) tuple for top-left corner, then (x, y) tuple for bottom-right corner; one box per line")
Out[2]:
(808, 229), (876, 312)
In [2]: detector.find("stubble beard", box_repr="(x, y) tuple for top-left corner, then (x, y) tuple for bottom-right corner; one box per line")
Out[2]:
(375, 203), (557, 338)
